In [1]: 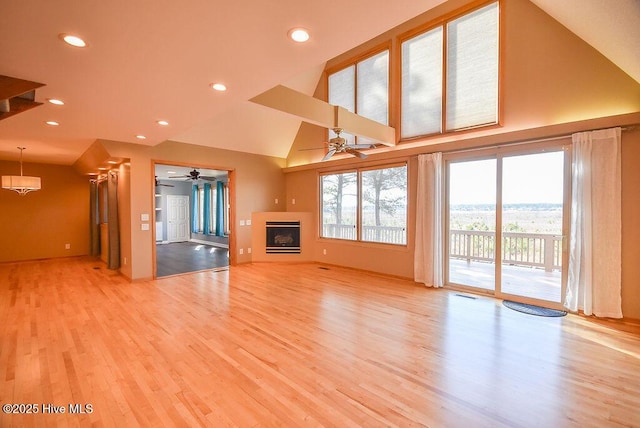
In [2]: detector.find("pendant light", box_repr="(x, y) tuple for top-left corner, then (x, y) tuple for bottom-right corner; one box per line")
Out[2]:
(1, 147), (41, 195)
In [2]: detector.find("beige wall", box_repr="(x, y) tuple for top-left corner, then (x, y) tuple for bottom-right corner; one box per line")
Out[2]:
(100, 139), (287, 280)
(117, 162), (133, 279)
(287, 0), (640, 167)
(621, 130), (640, 319)
(283, 0), (640, 318)
(0, 161), (89, 262)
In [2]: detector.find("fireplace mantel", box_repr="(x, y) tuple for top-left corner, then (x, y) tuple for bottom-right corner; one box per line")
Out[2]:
(251, 212), (313, 262)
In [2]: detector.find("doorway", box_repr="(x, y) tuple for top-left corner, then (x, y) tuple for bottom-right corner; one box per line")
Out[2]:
(446, 143), (569, 306)
(153, 163), (233, 277)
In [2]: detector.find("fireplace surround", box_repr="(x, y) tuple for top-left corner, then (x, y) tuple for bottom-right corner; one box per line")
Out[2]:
(265, 221), (301, 254)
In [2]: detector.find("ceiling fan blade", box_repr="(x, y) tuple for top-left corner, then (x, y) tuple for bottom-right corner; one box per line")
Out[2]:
(351, 150), (368, 159)
(349, 144), (376, 149)
(322, 149), (337, 161)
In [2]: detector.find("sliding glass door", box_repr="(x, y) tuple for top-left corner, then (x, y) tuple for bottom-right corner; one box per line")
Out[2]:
(501, 152), (565, 302)
(446, 144), (568, 305)
(448, 158), (497, 291)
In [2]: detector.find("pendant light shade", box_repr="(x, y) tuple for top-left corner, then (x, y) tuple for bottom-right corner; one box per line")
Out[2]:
(1, 147), (41, 195)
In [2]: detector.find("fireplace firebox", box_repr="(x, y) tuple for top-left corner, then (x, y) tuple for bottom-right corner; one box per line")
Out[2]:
(266, 221), (301, 254)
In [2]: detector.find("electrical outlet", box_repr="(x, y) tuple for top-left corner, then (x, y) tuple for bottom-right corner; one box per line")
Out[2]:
(248, 248), (252, 254)
(323, 249), (327, 255)
(65, 243), (71, 250)
(275, 198), (279, 204)
(124, 257), (127, 265)
(292, 198), (296, 204)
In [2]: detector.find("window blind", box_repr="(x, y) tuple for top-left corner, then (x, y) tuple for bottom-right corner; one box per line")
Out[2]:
(446, 2), (499, 130)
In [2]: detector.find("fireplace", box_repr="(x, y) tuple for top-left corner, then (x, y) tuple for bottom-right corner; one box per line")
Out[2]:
(265, 221), (301, 254)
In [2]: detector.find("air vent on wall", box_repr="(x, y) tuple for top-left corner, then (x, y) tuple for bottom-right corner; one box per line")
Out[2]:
(0, 75), (45, 121)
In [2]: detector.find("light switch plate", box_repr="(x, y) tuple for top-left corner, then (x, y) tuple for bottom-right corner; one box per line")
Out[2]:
(141, 213), (149, 221)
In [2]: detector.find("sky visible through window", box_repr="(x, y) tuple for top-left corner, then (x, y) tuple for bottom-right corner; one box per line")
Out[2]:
(450, 151), (564, 205)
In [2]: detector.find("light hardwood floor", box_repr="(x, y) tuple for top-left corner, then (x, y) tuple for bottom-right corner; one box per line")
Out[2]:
(1, 257), (639, 427)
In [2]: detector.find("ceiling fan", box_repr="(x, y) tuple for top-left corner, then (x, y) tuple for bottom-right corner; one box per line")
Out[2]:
(304, 128), (376, 161)
(168, 169), (217, 181)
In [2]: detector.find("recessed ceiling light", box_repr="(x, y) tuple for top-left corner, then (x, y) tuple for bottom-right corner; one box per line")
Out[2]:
(211, 83), (227, 92)
(45, 121), (60, 126)
(136, 135), (146, 139)
(59, 33), (87, 48)
(157, 120), (169, 126)
(288, 28), (310, 43)
(98, 167), (108, 171)
(47, 98), (65, 106)
(167, 171), (176, 174)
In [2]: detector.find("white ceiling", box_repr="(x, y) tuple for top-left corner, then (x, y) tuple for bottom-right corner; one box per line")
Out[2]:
(0, 0), (638, 165)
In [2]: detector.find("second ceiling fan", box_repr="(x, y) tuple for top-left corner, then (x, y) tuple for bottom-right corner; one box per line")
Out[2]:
(169, 169), (217, 181)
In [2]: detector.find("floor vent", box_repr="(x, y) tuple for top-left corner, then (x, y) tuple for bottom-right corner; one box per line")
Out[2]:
(455, 293), (477, 300)
(318, 267), (330, 270)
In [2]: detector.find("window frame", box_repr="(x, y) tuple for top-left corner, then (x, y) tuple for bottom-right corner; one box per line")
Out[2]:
(319, 162), (408, 246)
(325, 43), (392, 144)
(398, 0), (502, 141)
(197, 185), (205, 233)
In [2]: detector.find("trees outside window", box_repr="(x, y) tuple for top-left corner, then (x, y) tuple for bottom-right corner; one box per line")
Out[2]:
(321, 164), (407, 245)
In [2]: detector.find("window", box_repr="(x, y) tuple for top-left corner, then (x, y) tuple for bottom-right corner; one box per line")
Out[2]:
(321, 164), (407, 245)
(401, 1), (499, 138)
(327, 49), (389, 144)
(361, 165), (408, 244)
(198, 186), (205, 233)
(401, 27), (443, 137)
(321, 172), (358, 240)
(209, 184), (217, 234)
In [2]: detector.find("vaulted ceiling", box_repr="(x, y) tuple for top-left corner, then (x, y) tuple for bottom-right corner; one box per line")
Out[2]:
(0, 0), (638, 165)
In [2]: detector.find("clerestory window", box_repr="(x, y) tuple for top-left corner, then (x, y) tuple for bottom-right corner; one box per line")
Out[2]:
(401, 1), (499, 138)
(327, 49), (390, 144)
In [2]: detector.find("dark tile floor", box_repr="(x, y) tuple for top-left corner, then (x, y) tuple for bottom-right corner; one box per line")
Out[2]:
(156, 241), (229, 277)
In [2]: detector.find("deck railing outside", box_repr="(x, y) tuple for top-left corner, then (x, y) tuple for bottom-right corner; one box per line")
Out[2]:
(449, 229), (562, 272)
(321, 225), (561, 271)
(322, 224), (406, 245)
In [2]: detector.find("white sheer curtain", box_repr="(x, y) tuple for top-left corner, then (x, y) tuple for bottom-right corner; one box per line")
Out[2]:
(565, 127), (622, 318)
(414, 153), (444, 287)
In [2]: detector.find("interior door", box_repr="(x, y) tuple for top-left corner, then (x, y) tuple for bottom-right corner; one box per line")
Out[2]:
(166, 195), (190, 242)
